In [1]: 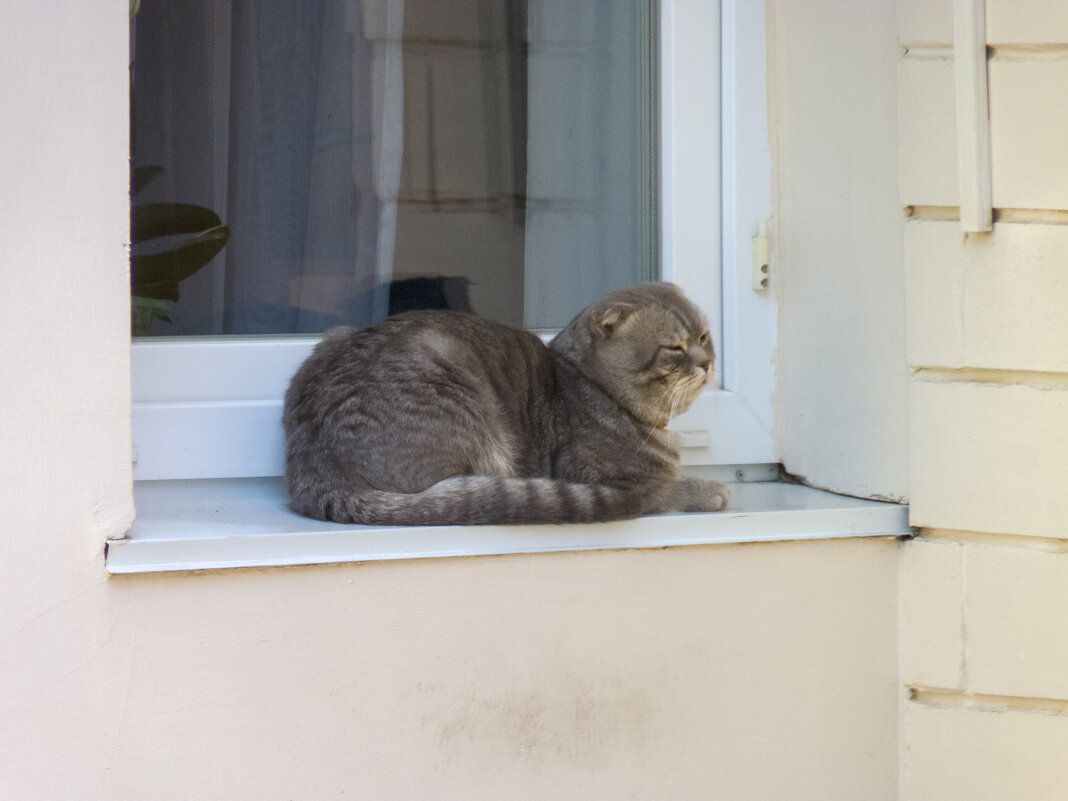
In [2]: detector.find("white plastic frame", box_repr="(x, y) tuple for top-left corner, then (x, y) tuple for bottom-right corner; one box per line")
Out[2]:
(131, 0), (775, 480)
(659, 0), (775, 468)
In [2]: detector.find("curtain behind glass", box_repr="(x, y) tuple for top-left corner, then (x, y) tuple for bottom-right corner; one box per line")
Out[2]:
(522, 0), (657, 329)
(132, 0), (403, 334)
(226, 0), (404, 333)
(131, 0), (656, 336)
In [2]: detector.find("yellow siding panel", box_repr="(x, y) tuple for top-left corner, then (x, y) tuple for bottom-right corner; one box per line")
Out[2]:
(898, 0), (1068, 49)
(904, 703), (1068, 801)
(989, 59), (1068, 210)
(898, 57), (958, 207)
(965, 543), (1068, 700)
(900, 539), (964, 690)
(905, 220), (1068, 372)
(898, 0), (1068, 46)
(899, 59), (1068, 210)
(987, 0), (1068, 44)
(909, 381), (1068, 539)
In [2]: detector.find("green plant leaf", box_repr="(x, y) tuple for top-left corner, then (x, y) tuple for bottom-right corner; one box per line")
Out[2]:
(132, 202), (223, 243)
(131, 296), (172, 336)
(131, 225), (230, 301)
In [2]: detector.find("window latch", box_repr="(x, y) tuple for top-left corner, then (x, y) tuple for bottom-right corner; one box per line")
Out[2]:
(752, 219), (769, 291)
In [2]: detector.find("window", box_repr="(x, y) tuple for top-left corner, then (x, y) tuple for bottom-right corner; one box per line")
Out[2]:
(130, 0), (774, 481)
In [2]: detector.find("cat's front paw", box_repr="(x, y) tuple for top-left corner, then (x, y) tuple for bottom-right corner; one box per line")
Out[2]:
(675, 478), (731, 512)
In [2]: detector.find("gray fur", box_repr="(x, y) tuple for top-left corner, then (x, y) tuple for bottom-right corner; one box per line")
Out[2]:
(283, 282), (730, 525)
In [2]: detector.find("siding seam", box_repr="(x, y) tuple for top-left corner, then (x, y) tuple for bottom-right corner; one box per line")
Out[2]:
(916, 528), (1068, 553)
(900, 44), (1068, 59)
(908, 685), (1068, 716)
(904, 206), (1068, 223)
(910, 367), (1068, 388)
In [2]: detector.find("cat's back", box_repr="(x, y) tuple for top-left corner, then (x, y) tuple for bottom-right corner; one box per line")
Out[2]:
(284, 311), (553, 427)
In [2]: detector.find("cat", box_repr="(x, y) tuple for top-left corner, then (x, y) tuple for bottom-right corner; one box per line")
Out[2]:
(283, 282), (730, 525)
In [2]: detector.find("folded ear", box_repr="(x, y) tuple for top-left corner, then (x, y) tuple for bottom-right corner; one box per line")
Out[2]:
(590, 302), (637, 339)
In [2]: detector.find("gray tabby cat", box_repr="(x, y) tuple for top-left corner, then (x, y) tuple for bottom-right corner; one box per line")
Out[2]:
(283, 282), (730, 525)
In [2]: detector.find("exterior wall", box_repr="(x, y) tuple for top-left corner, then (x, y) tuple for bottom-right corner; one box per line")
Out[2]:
(0, 4), (901, 801)
(0, 7), (134, 627)
(898, 2), (1068, 798)
(3, 541), (899, 801)
(766, 0), (910, 501)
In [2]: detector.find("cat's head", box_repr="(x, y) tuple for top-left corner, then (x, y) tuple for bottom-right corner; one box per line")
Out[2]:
(551, 282), (714, 427)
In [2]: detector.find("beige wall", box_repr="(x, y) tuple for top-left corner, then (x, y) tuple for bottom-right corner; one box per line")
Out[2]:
(766, 0), (910, 502)
(0, 7), (134, 622)
(21, 0), (1067, 796)
(0, 4), (902, 800)
(898, 1), (1068, 798)
(766, 0), (1068, 794)
(3, 542), (899, 800)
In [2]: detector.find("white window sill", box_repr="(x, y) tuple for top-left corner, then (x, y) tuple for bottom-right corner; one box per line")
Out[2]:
(106, 478), (910, 574)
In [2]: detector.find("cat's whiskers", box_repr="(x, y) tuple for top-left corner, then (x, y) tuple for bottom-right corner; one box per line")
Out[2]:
(640, 370), (703, 453)
(654, 381), (680, 428)
(669, 381), (687, 424)
(634, 381), (679, 457)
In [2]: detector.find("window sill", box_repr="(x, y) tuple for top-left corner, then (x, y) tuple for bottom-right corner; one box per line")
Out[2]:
(106, 478), (909, 574)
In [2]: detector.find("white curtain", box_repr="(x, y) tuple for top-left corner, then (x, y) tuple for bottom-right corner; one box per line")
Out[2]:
(132, 0), (405, 334)
(133, 0), (653, 335)
(522, 0), (653, 329)
(225, 0), (405, 333)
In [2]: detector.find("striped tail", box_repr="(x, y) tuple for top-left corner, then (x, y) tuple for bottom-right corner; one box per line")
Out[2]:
(291, 475), (648, 526)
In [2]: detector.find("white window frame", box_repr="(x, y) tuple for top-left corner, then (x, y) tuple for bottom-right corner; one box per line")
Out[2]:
(659, 0), (774, 469)
(130, 0), (775, 481)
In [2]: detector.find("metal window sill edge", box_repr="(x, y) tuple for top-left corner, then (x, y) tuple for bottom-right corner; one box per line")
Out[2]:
(106, 477), (910, 574)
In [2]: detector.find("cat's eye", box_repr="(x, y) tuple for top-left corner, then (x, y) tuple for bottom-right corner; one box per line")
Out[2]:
(698, 332), (709, 346)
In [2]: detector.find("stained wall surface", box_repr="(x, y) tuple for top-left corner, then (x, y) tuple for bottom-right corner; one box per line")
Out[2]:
(2, 540), (899, 801)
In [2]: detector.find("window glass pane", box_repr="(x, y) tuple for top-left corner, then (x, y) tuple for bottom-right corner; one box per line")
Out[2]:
(131, 0), (658, 336)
